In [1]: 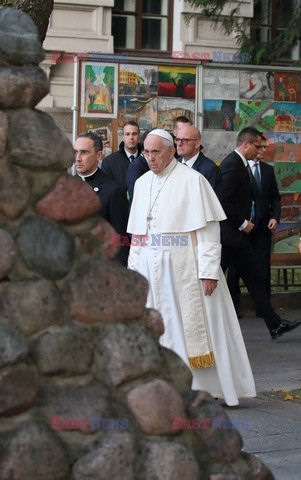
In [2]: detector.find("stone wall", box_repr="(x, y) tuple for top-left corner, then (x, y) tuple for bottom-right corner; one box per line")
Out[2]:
(0, 7), (275, 480)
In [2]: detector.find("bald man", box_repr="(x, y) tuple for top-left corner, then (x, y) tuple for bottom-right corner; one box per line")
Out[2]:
(175, 125), (223, 201)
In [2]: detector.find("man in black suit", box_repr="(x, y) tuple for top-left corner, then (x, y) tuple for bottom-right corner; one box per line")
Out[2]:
(101, 121), (142, 187)
(220, 127), (300, 340)
(175, 124), (223, 201)
(227, 134), (281, 313)
(74, 132), (129, 266)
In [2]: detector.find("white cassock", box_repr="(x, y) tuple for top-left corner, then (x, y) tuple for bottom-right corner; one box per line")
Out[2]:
(127, 158), (256, 406)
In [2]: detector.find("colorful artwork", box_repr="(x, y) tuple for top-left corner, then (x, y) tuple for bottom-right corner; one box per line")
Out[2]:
(158, 66), (196, 99)
(274, 72), (301, 102)
(236, 101), (274, 132)
(118, 97), (157, 128)
(239, 71), (274, 100)
(119, 64), (158, 97)
(274, 162), (301, 192)
(261, 132), (275, 163)
(203, 100), (239, 130)
(81, 118), (113, 155)
(272, 223), (301, 253)
(204, 69), (239, 100)
(202, 131), (237, 164)
(81, 63), (118, 118)
(274, 133), (301, 163)
(274, 102), (301, 133)
(281, 193), (301, 223)
(157, 97), (195, 130)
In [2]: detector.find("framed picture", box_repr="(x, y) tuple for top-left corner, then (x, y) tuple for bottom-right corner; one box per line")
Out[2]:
(81, 63), (118, 118)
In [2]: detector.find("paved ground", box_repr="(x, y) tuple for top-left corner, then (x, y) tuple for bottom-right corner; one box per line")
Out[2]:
(222, 308), (301, 480)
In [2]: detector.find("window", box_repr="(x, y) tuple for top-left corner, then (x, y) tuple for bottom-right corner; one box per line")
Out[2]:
(112, 0), (173, 54)
(251, 0), (300, 61)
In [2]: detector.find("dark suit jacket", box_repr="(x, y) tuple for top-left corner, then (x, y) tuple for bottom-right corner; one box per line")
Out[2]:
(101, 141), (142, 188)
(80, 169), (129, 265)
(191, 151), (224, 201)
(252, 160), (281, 230)
(125, 154), (149, 204)
(219, 151), (254, 246)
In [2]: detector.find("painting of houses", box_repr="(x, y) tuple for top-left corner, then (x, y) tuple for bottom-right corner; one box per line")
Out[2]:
(119, 64), (158, 97)
(274, 133), (301, 162)
(274, 103), (301, 133)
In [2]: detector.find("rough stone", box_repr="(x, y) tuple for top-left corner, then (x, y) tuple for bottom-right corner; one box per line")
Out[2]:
(0, 7), (44, 66)
(31, 324), (93, 375)
(159, 346), (192, 394)
(64, 259), (148, 324)
(39, 381), (112, 434)
(72, 432), (135, 480)
(244, 453), (275, 480)
(188, 393), (243, 464)
(0, 229), (17, 279)
(100, 323), (160, 386)
(145, 308), (165, 336)
(0, 66), (49, 109)
(0, 420), (70, 480)
(209, 475), (241, 480)
(35, 174), (101, 224)
(0, 363), (38, 415)
(0, 109), (8, 156)
(18, 216), (75, 280)
(0, 279), (62, 337)
(126, 378), (185, 435)
(91, 220), (120, 260)
(143, 441), (200, 480)
(6, 108), (74, 171)
(0, 162), (31, 219)
(0, 319), (28, 367)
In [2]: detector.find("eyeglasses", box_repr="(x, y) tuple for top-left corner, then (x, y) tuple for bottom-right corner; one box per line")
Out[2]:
(248, 141), (265, 150)
(174, 138), (199, 145)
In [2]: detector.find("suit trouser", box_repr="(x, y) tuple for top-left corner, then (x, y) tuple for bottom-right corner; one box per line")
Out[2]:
(221, 235), (281, 332)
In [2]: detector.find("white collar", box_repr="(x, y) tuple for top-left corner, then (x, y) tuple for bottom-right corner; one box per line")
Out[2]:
(235, 149), (248, 167)
(182, 152), (199, 168)
(77, 168), (98, 180)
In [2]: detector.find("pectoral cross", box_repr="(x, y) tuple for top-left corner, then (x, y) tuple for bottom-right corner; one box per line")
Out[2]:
(147, 212), (153, 230)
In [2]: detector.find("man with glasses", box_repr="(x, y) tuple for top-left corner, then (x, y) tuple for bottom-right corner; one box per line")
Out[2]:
(175, 125), (223, 201)
(220, 127), (300, 340)
(227, 134), (281, 315)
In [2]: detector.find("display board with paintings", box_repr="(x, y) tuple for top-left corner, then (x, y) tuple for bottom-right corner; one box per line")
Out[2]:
(203, 68), (301, 264)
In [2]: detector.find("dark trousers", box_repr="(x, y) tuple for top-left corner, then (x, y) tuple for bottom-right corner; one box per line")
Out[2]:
(221, 234), (280, 332)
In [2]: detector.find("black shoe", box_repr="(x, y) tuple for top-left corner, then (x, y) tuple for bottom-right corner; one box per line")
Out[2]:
(270, 320), (301, 340)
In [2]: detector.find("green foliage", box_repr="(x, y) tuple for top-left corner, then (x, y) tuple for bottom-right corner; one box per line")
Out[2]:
(184, 0), (301, 65)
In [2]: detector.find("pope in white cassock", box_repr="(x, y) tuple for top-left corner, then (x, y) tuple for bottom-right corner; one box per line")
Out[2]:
(127, 129), (256, 406)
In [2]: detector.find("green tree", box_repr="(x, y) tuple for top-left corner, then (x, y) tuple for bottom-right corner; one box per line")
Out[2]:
(0, 0), (54, 42)
(185, 0), (301, 65)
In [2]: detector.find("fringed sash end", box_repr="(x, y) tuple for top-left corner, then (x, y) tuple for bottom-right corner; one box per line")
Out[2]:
(189, 351), (214, 370)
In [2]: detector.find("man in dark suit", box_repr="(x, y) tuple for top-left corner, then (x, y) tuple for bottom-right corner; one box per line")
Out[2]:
(175, 124), (223, 201)
(220, 127), (300, 340)
(74, 132), (129, 266)
(101, 121), (142, 187)
(227, 134), (281, 313)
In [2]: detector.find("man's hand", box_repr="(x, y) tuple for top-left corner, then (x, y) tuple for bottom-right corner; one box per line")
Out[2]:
(200, 279), (218, 296)
(243, 220), (254, 234)
(268, 219), (278, 231)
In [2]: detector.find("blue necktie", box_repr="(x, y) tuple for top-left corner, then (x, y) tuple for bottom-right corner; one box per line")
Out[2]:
(253, 163), (261, 189)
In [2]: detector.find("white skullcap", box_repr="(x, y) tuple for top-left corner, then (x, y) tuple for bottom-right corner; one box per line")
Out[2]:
(147, 129), (174, 144)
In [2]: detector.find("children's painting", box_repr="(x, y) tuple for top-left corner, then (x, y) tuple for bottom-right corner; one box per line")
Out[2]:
(81, 63), (118, 117)
(118, 97), (157, 129)
(204, 69), (239, 100)
(274, 162), (301, 193)
(274, 102), (301, 133)
(274, 72), (301, 103)
(81, 118), (113, 156)
(202, 131), (237, 164)
(157, 97), (195, 130)
(261, 132), (275, 163)
(158, 66), (196, 99)
(272, 223), (301, 253)
(236, 101), (274, 132)
(119, 64), (158, 97)
(239, 71), (274, 100)
(203, 100), (239, 130)
(274, 133), (301, 163)
(281, 193), (301, 223)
